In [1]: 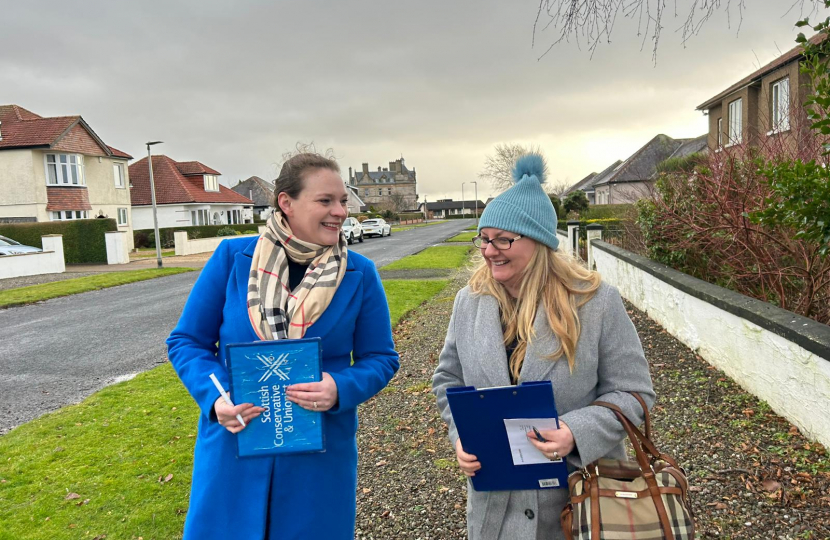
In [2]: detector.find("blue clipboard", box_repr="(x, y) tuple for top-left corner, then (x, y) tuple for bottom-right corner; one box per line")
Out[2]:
(446, 380), (568, 491)
(225, 338), (325, 458)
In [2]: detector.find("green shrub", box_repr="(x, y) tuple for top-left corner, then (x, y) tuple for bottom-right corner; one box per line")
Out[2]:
(582, 204), (635, 220)
(0, 219), (116, 264)
(217, 226), (240, 237)
(243, 230), (258, 234)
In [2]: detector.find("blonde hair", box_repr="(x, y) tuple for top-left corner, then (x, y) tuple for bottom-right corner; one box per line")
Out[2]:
(469, 241), (601, 380)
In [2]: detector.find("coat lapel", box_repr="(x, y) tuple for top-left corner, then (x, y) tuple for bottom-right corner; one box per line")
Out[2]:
(472, 295), (513, 388)
(518, 303), (562, 384)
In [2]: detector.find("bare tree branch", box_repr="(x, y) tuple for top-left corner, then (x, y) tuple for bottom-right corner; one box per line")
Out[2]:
(479, 143), (546, 193)
(533, 0), (825, 62)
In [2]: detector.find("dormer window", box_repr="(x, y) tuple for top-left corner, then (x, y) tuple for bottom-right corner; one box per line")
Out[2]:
(204, 174), (219, 192)
(45, 153), (85, 186)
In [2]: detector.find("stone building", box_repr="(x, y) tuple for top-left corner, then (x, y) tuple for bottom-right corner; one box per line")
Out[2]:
(348, 157), (417, 212)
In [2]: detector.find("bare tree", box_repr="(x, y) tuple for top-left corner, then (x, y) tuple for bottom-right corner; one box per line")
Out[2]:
(479, 143), (547, 193)
(532, 0), (824, 61)
(388, 192), (410, 213)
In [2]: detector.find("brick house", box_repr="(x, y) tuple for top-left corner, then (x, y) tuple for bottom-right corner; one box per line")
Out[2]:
(0, 104), (134, 246)
(696, 34), (824, 153)
(348, 157), (418, 212)
(129, 156), (253, 229)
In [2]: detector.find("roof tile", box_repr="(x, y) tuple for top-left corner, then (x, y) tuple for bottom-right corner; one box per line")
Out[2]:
(129, 155), (253, 206)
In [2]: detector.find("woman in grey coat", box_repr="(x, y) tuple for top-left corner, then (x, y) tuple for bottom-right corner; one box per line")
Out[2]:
(432, 154), (655, 540)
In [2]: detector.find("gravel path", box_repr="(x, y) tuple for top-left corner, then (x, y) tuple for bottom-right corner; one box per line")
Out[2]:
(354, 268), (830, 539)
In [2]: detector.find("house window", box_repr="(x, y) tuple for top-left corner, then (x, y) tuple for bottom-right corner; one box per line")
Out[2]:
(191, 209), (209, 225)
(117, 207), (128, 226)
(717, 118), (723, 146)
(51, 210), (89, 221)
(364, 189), (369, 197)
(113, 163), (125, 188)
(226, 210), (242, 224)
(728, 98), (743, 144)
(771, 78), (790, 132)
(204, 175), (219, 192)
(45, 154), (85, 186)
(387, 188), (392, 195)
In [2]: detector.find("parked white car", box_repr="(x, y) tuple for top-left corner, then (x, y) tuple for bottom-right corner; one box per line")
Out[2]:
(0, 235), (42, 256)
(361, 218), (392, 238)
(341, 217), (364, 245)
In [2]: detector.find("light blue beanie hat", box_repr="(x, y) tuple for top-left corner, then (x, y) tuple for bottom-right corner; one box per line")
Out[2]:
(478, 153), (559, 251)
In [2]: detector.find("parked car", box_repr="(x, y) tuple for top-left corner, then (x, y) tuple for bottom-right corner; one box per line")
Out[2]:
(361, 218), (392, 238)
(341, 217), (364, 245)
(0, 235), (42, 256)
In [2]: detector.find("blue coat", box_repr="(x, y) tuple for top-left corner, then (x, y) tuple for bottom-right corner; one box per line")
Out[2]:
(167, 236), (399, 540)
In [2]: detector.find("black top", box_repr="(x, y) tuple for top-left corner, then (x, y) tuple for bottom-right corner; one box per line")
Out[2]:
(287, 258), (309, 291)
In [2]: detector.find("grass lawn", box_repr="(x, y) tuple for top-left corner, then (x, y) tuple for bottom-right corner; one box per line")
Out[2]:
(383, 279), (449, 326)
(0, 268), (195, 309)
(390, 220), (447, 233)
(130, 249), (175, 259)
(380, 245), (472, 270)
(446, 231), (476, 243)
(0, 265), (460, 539)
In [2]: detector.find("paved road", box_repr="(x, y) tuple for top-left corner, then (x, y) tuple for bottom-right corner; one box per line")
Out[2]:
(0, 219), (473, 434)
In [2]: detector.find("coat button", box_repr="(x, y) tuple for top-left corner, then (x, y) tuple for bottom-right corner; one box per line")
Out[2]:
(525, 509), (535, 519)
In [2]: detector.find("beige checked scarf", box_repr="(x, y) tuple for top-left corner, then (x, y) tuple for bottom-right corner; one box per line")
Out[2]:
(247, 212), (348, 340)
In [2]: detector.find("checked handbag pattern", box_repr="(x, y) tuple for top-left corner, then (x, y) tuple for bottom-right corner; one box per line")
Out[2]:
(560, 393), (695, 539)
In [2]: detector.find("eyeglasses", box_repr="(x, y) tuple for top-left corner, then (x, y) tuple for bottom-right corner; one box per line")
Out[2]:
(472, 234), (523, 250)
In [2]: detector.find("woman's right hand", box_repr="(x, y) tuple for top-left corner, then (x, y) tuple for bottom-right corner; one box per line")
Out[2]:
(214, 397), (265, 434)
(455, 438), (481, 477)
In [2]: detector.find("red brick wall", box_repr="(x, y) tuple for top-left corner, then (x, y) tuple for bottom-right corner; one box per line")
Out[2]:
(52, 124), (108, 156)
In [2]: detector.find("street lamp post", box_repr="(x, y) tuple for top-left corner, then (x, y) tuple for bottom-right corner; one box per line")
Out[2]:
(461, 182), (466, 218)
(146, 141), (164, 269)
(471, 181), (478, 228)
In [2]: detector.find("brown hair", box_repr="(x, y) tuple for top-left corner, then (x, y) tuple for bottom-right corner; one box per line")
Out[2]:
(273, 152), (341, 209)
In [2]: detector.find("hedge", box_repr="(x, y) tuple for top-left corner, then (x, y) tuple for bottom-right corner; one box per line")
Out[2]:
(0, 219), (116, 264)
(134, 224), (259, 249)
(582, 204), (635, 220)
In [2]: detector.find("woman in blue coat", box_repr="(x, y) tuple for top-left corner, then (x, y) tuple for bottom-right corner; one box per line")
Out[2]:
(167, 152), (399, 540)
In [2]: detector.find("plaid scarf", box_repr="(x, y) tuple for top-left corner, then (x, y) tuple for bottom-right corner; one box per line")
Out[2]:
(247, 212), (348, 340)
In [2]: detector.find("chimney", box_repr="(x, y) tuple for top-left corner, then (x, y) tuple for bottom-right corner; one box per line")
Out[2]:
(378, 166), (382, 172)
(389, 161), (396, 173)
(362, 163), (369, 174)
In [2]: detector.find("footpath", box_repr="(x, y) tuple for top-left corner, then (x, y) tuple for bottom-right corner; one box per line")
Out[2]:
(354, 266), (830, 540)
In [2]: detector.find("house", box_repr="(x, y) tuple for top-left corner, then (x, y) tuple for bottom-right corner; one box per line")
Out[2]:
(419, 199), (486, 219)
(232, 176), (275, 221)
(129, 156), (253, 229)
(696, 34), (824, 152)
(593, 134), (707, 205)
(345, 184), (367, 214)
(0, 104), (134, 247)
(562, 160), (623, 205)
(348, 157), (418, 212)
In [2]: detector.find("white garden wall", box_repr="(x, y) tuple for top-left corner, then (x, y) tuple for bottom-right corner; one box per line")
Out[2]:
(0, 235), (65, 279)
(592, 240), (830, 449)
(173, 227), (265, 256)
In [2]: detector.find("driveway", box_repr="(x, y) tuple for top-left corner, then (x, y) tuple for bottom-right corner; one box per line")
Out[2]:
(0, 219), (473, 434)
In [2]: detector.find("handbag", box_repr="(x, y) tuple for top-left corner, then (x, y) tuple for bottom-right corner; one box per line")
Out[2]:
(560, 393), (695, 539)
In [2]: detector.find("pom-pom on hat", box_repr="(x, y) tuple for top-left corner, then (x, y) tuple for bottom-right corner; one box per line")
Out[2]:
(477, 153), (559, 250)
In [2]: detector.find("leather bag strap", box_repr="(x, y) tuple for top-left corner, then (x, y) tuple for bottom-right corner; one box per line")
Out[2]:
(591, 399), (676, 540)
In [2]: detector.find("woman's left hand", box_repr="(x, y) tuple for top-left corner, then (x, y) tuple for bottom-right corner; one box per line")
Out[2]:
(286, 372), (338, 412)
(527, 421), (576, 461)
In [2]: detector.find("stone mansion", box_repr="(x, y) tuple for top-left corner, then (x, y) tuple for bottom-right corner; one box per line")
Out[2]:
(348, 157), (417, 212)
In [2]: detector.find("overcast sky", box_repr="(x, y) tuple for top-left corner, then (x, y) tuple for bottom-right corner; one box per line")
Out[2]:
(2, 1), (826, 202)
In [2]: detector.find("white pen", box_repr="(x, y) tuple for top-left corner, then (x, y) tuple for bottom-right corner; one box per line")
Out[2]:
(209, 373), (246, 427)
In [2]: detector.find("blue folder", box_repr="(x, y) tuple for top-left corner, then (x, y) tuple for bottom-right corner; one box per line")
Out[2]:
(446, 381), (568, 491)
(225, 338), (325, 458)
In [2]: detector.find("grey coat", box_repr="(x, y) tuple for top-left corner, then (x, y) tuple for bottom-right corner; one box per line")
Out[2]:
(432, 282), (655, 540)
